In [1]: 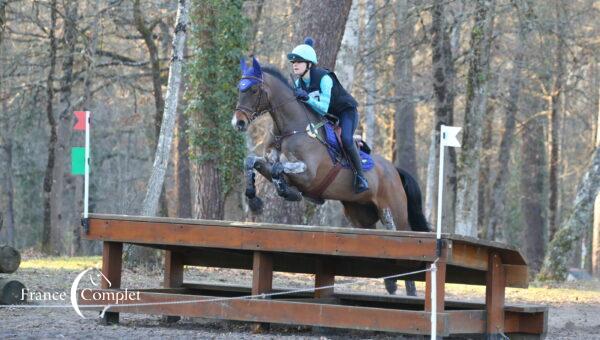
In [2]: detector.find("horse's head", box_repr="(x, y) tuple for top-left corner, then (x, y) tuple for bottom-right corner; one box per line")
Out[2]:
(232, 56), (270, 132)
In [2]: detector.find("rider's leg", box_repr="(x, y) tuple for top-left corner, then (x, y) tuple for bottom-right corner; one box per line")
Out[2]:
(339, 109), (369, 193)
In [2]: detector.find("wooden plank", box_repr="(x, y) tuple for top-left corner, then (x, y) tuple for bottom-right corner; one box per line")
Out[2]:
(86, 218), (438, 261)
(505, 264), (529, 288)
(314, 258), (335, 298)
(504, 310), (548, 335)
(486, 252), (506, 335)
(87, 214), (528, 266)
(101, 242), (122, 325)
(447, 310), (486, 334)
(78, 289), (449, 335)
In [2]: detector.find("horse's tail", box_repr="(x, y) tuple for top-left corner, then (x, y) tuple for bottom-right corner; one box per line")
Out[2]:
(397, 168), (430, 232)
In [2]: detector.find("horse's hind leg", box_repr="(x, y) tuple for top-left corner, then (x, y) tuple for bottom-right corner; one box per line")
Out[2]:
(378, 206), (417, 296)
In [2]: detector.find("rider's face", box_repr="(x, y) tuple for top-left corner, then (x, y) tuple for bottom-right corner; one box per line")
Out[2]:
(291, 61), (308, 75)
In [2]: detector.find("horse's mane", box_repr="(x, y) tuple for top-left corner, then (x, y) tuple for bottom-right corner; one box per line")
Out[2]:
(262, 66), (293, 90)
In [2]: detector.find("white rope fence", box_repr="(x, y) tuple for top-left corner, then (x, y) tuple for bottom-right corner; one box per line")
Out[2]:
(0, 267), (433, 318)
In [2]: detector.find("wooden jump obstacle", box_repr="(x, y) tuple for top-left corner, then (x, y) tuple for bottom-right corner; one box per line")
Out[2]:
(78, 214), (547, 338)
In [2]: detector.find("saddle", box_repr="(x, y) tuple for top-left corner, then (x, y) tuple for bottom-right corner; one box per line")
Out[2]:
(325, 114), (371, 155)
(303, 115), (373, 202)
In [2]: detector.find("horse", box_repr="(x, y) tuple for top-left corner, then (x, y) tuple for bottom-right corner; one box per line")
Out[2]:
(231, 57), (430, 296)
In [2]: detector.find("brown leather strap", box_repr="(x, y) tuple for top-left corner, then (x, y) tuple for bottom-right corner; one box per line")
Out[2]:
(306, 162), (343, 199)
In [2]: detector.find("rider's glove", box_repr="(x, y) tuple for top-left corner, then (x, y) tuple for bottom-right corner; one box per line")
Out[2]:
(294, 88), (309, 102)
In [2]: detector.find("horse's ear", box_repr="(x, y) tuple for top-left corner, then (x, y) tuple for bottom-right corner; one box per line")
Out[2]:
(252, 56), (262, 78)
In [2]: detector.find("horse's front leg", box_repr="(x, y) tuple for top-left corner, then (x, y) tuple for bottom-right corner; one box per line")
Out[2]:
(271, 162), (303, 201)
(244, 155), (273, 213)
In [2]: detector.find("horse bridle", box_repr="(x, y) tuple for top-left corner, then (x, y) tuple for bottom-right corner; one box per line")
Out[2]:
(235, 76), (268, 124)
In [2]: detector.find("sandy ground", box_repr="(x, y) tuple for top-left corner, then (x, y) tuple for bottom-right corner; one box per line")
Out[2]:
(1, 262), (600, 339)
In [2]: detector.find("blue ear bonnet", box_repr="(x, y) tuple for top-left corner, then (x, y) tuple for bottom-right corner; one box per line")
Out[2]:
(238, 57), (263, 92)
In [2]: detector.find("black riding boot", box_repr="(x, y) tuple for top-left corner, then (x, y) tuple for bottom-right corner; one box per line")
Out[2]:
(344, 143), (369, 193)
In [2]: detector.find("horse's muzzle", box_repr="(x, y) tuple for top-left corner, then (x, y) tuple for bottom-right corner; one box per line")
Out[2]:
(231, 111), (248, 132)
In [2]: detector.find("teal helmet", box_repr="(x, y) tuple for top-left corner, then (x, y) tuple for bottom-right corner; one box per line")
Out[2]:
(287, 37), (317, 64)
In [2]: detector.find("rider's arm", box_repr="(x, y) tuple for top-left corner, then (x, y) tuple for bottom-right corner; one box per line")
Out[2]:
(306, 75), (333, 116)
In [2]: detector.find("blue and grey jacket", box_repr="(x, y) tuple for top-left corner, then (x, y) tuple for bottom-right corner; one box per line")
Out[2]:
(294, 67), (358, 116)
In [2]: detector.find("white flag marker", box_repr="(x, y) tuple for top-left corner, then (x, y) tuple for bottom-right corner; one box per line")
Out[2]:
(431, 124), (461, 340)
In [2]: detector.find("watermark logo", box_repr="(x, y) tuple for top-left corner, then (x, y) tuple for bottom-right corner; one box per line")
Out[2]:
(70, 267), (109, 318)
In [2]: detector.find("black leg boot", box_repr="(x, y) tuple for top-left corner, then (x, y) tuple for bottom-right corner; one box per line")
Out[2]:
(344, 143), (369, 193)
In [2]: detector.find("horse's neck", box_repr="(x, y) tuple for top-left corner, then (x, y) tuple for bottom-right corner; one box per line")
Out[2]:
(265, 74), (318, 136)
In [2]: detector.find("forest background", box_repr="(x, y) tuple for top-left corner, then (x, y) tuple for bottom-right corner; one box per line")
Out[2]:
(0, 0), (598, 282)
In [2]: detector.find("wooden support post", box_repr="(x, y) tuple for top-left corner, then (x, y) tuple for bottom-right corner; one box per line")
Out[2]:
(425, 260), (447, 313)
(251, 251), (273, 332)
(486, 251), (506, 337)
(101, 241), (122, 325)
(314, 258), (335, 299)
(162, 250), (184, 323)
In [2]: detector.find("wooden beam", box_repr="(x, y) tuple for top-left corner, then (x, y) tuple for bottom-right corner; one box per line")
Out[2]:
(101, 242), (122, 325)
(314, 258), (335, 298)
(486, 251), (506, 335)
(162, 250), (184, 323)
(78, 289), (448, 335)
(252, 251), (273, 332)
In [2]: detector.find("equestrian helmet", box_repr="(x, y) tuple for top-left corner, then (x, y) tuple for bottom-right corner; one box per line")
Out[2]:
(287, 37), (318, 64)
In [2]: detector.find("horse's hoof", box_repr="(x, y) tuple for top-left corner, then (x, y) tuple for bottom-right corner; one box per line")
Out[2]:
(248, 196), (263, 213)
(384, 278), (397, 295)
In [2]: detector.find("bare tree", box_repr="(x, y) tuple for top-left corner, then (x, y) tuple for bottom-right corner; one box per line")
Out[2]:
(428, 0), (457, 231)
(41, 0), (59, 254)
(293, 0), (351, 70)
(547, 0), (567, 242)
(455, 0), (496, 236)
(539, 147), (600, 280)
(363, 0), (377, 145)
(487, 0), (532, 241)
(393, 0), (418, 178)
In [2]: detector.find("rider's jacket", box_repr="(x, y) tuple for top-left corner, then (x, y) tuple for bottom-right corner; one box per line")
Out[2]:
(294, 67), (358, 116)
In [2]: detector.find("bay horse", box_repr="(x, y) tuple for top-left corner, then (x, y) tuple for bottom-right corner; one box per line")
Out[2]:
(232, 57), (429, 295)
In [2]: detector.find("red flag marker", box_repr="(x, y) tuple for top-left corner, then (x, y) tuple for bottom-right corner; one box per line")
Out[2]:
(74, 111), (87, 131)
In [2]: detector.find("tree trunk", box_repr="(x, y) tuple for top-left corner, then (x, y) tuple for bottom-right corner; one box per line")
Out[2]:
(487, 0), (530, 241)
(593, 64), (600, 277)
(134, 0), (165, 143)
(141, 0), (190, 217)
(521, 118), (547, 273)
(314, 0), (360, 227)
(129, 0), (190, 268)
(0, 0), (6, 44)
(334, 0), (359, 92)
(393, 0), (417, 178)
(539, 147), (600, 281)
(175, 90), (192, 219)
(41, 0), (58, 255)
(0, 244), (20, 273)
(293, 0), (351, 70)
(50, 2), (78, 254)
(0, 278), (25, 305)
(455, 0), (495, 237)
(593, 193), (600, 277)
(478, 101), (494, 238)
(547, 1), (566, 242)
(363, 0), (377, 145)
(430, 0), (457, 232)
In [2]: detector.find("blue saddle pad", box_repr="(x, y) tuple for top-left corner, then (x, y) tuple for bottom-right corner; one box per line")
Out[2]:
(323, 123), (374, 172)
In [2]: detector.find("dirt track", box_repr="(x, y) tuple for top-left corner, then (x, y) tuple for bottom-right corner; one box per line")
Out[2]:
(1, 265), (600, 339)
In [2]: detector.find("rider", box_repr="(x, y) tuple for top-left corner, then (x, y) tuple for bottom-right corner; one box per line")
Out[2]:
(287, 37), (369, 194)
